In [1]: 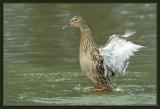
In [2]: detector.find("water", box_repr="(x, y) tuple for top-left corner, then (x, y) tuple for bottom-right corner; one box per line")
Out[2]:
(4, 3), (157, 105)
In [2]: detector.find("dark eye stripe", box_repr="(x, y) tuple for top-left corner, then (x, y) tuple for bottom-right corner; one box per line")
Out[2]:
(71, 18), (78, 23)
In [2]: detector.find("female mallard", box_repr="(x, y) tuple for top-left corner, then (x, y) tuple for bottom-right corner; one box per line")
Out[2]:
(61, 16), (143, 91)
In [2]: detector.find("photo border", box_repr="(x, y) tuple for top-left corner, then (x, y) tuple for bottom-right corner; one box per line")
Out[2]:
(1, 0), (159, 109)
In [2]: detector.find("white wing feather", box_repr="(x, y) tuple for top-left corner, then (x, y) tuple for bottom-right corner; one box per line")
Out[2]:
(99, 34), (144, 77)
(122, 31), (136, 38)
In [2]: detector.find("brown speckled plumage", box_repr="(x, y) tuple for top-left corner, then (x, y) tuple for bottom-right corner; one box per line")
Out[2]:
(79, 28), (114, 90)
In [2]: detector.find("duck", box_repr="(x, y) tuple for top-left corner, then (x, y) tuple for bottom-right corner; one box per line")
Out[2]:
(61, 16), (144, 91)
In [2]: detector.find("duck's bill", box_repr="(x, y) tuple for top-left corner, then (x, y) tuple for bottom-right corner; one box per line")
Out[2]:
(61, 23), (70, 30)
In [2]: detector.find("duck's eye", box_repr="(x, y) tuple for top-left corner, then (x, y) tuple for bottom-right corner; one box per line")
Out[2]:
(74, 18), (78, 21)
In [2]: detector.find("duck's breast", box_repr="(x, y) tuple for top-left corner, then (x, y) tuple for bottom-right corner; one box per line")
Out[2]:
(79, 49), (103, 84)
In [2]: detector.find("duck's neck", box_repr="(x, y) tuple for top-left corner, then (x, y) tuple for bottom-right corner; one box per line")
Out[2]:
(80, 25), (97, 52)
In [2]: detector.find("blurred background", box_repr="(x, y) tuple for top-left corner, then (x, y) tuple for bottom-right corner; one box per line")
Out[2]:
(4, 3), (157, 105)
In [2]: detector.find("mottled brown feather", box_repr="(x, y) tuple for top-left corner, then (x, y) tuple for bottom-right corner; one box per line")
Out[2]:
(79, 28), (115, 90)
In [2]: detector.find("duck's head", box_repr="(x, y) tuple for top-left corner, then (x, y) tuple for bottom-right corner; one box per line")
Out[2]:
(61, 16), (86, 30)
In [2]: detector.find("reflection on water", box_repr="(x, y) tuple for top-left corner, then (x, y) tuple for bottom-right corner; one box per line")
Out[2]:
(4, 3), (156, 105)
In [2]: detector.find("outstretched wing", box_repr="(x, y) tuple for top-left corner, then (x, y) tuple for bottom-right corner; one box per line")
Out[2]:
(99, 34), (144, 77)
